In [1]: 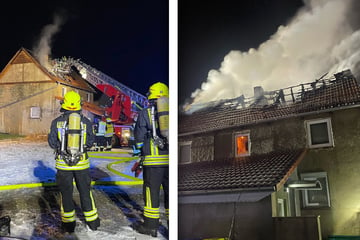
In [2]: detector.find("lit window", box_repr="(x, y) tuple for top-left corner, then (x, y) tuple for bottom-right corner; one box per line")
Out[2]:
(305, 118), (334, 148)
(235, 132), (250, 157)
(179, 141), (191, 164)
(301, 172), (331, 208)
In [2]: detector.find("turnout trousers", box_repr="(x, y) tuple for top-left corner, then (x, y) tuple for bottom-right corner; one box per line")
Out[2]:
(142, 166), (169, 229)
(56, 169), (98, 224)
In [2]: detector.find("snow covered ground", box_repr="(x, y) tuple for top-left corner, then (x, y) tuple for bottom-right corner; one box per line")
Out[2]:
(0, 139), (169, 240)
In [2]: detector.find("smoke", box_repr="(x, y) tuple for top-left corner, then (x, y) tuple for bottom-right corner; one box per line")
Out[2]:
(189, 0), (360, 107)
(32, 13), (66, 71)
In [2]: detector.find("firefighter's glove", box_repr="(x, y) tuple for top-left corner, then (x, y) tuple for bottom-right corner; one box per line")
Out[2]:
(132, 147), (141, 156)
(131, 159), (143, 177)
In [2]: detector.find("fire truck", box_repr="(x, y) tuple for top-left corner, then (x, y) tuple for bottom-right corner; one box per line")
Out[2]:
(52, 57), (147, 148)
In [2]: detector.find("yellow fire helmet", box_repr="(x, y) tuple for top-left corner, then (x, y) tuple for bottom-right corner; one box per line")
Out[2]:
(62, 91), (82, 111)
(147, 82), (169, 100)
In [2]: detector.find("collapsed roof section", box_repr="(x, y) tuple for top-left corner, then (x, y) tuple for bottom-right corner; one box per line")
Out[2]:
(179, 69), (360, 136)
(0, 48), (95, 93)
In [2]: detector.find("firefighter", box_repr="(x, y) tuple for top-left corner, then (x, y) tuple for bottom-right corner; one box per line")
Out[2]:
(48, 91), (100, 233)
(95, 117), (107, 151)
(104, 117), (114, 150)
(132, 82), (169, 237)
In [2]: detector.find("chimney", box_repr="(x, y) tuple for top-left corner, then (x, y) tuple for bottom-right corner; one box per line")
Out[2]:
(253, 86), (268, 106)
(254, 86), (264, 99)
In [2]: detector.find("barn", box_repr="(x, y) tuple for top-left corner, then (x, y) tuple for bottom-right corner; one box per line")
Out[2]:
(0, 48), (95, 137)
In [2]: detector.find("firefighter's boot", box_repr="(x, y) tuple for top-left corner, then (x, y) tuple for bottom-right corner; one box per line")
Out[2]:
(61, 221), (75, 233)
(87, 218), (100, 231)
(0, 216), (11, 236)
(133, 222), (157, 237)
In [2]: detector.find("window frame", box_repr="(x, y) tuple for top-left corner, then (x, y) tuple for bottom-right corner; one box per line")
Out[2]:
(305, 118), (334, 148)
(234, 131), (251, 157)
(62, 87), (67, 97)
(179, 141), (192, 164)
(277, 198), (286, 217)
(301, 172), (331, 208)
(30, 106), (41, 119)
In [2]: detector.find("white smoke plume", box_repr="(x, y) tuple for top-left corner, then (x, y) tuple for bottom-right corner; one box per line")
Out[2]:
(32, 13), (65, 71)
(189, 0), (360, 108)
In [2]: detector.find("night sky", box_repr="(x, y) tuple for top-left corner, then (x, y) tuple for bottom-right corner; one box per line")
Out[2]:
(0, 0), (169, 96)
(178, 0), (304, 105)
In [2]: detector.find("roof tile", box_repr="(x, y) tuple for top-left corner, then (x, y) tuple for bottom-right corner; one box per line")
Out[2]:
(178, 149), (305, 193)
(179, 72), (360, 135)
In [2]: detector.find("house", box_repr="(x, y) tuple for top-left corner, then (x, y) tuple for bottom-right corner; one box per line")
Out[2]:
(178, 69), (360, 240)
(0, 48), (95, 136)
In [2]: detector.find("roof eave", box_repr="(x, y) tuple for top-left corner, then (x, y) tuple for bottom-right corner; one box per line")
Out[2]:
(57, 81), (95, 93)
(178, 185), (275, 197)
(178, 187), (275, 204)
(275, 148), (308, 191)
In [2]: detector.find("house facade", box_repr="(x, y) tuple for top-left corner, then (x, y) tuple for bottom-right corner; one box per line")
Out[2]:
(178, 70), (360, 239)
(0, 48), (95, 136)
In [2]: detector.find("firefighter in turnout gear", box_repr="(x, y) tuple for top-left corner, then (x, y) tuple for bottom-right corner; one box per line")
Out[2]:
(48, 91), (100, 233)
(104, 117), (114, 150)
(132, 82), (169, 237)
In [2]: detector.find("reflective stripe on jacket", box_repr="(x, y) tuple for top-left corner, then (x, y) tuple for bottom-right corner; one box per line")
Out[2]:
(48, 111), (95, 171)
(55, 120), (89, 170)
(104, 122), (114, 138)
(134, 106), (169, 167)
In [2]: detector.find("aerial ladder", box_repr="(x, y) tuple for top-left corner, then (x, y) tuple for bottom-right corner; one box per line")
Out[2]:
(51, 57), (148, 148)
(70, 59), (147, 110)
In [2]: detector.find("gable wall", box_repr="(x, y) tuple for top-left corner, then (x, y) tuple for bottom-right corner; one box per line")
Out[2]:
(298, 107), (360, 237)
(0, 62), (51, 83)
(0, 61), (93, 136)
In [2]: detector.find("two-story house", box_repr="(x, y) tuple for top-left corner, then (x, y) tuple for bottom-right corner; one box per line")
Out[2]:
(178, 69), (360, 240)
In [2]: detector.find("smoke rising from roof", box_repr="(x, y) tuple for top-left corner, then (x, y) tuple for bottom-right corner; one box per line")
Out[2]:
(32, 13), (65, 71)
(189, 0), (360, 107)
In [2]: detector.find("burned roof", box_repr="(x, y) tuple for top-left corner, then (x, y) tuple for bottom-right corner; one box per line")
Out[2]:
(48, 56), (95, 92)
(0, 48), (95, 93)
(179, 70), (360, 135)
(178, 149), (306, 195)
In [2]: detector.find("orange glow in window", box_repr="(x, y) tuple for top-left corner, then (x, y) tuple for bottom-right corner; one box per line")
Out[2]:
(236, 135), (249, 156)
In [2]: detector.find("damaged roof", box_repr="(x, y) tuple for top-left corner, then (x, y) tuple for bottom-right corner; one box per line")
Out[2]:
(178, 149), (306, 198)
(0, 48), (94, 93)
(179, 70), (360, 136)
(178, 70), (360, 201)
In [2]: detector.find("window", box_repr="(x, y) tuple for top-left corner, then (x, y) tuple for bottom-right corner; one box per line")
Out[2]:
(179, 141), (191, 164)
(305, 118), (334, 148)
(301, 172), (331, 208)
(277, 199), (286, 217)
(235, 132), (250, 157)
(30, 107), (41, 119)
(62, 87), (67, 97)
